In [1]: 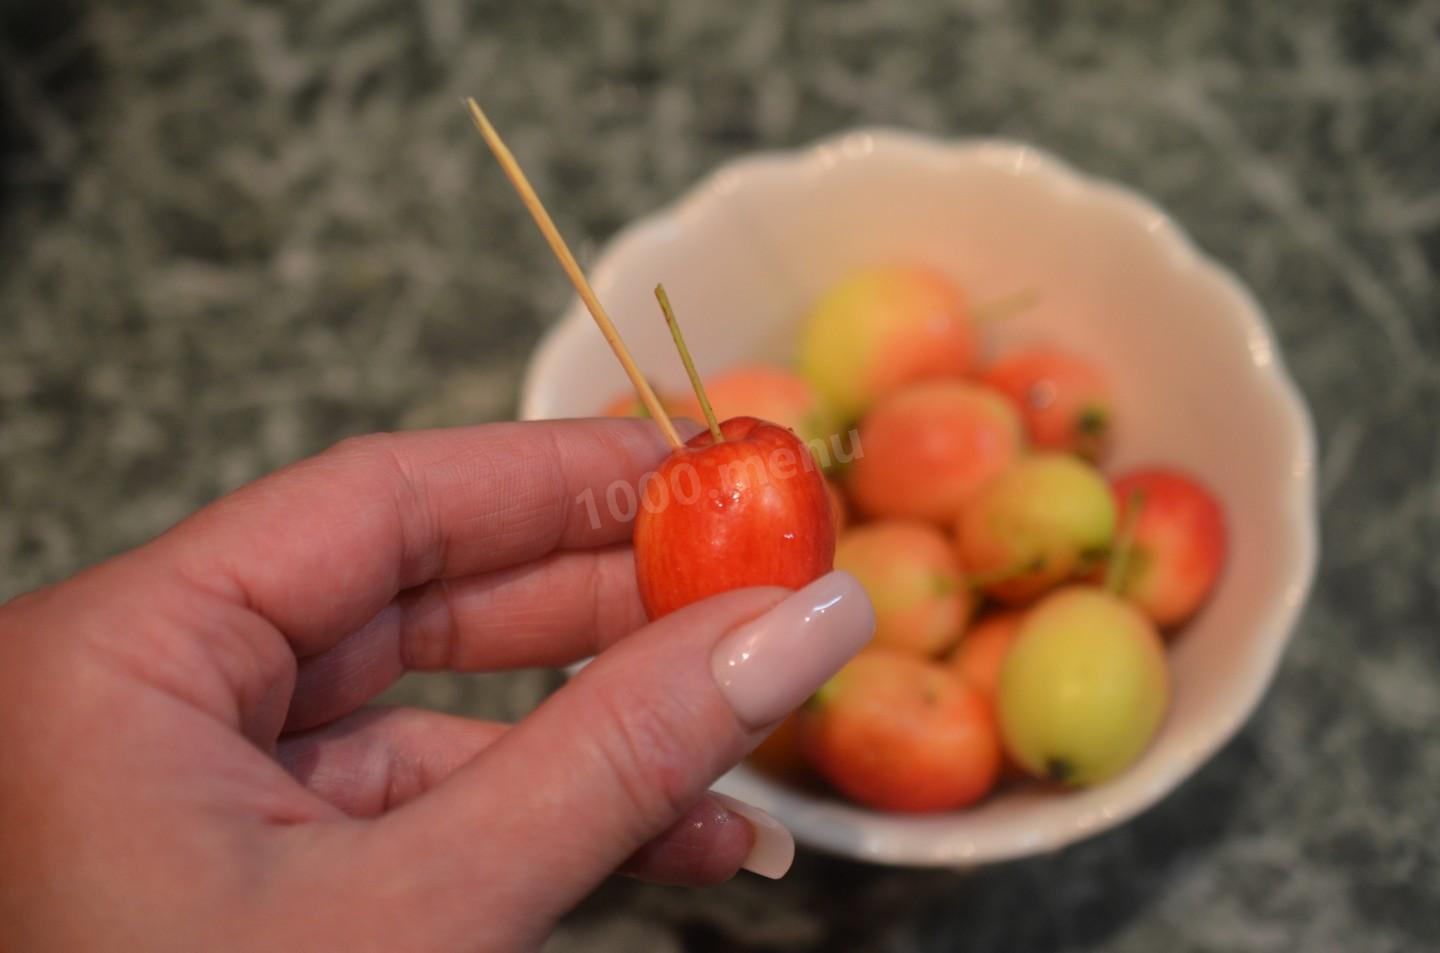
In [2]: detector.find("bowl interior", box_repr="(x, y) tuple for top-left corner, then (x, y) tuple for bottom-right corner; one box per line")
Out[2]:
(524, 131), (1316, 865)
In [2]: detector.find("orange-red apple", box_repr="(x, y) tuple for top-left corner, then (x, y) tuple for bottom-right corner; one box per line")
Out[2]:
(834, 520), (971, 657)
(982, 347), (1114, 461)
(847, 380), (1024, 524)
(799, 650), (1001, 812)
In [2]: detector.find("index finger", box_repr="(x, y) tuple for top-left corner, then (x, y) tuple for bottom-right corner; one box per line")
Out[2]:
(151, 418), (683, 655)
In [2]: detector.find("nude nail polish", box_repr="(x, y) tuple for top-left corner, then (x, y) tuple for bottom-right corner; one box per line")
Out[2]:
(710, 571), (874, 730)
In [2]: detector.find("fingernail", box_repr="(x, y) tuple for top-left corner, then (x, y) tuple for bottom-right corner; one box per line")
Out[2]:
(713, 793), (795, 880)
(711, 571), (874, 730)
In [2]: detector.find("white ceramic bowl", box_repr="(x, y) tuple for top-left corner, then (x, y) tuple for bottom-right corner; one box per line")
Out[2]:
(522, 129), (1318, 866)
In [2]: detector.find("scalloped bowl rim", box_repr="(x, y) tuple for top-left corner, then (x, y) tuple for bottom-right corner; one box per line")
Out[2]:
(522, 128), (1319, 866)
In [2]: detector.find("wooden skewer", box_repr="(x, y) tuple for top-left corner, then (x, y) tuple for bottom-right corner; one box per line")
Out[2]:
(464, 98), (683, 449)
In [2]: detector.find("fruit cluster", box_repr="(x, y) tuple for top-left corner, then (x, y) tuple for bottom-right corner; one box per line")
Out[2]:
(603, 265), (1227, 814)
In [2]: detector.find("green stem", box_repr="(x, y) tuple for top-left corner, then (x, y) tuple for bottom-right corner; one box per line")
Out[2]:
(655, 283), (723, 443)
(1105, 489), (1147, 594)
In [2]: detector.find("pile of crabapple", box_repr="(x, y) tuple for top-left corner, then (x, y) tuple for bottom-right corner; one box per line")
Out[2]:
(603, 265), (1228, 813)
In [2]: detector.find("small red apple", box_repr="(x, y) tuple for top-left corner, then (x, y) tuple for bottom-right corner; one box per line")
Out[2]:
(633, 416), (836, 619)
(1107, 468), (1227, 627)
(982, 347), (1114, 461)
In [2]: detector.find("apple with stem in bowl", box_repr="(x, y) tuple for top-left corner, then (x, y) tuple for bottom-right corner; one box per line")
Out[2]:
(1105, 468), (1227, 628)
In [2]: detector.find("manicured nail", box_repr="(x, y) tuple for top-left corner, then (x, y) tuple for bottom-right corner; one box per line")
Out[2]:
(711, 571), (874, 730)
(713, 793), (795, 880)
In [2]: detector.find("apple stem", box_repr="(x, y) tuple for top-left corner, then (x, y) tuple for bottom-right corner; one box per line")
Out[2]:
(655, 283), (724, 443)
(1104, 489), (1148, 594)
(464, 98), (683, 449)
(973, 286), (1039, 324)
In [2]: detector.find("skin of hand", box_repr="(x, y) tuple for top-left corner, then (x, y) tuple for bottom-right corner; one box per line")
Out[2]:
(0, 419), (874, 953)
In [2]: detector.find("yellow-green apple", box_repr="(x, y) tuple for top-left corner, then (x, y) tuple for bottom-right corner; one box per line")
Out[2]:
(798, 265), (977, 422)
(998, 586), (1169, 786)
(955, 454), (1115, 604)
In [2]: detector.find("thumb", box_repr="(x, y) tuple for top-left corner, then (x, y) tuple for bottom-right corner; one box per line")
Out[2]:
(374, 571), (871, 939)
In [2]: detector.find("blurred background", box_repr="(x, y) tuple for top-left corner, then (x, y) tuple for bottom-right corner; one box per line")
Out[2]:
(2, 1), (1437, 951)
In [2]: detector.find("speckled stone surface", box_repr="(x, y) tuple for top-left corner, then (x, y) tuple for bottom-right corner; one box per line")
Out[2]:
(2, 2), (1437, 950)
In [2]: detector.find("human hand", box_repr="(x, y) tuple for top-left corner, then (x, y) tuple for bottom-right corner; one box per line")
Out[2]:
(0, 419), (873, 952)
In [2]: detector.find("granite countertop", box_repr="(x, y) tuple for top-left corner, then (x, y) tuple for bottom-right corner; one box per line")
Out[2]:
(2, 1), (1437, 950)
